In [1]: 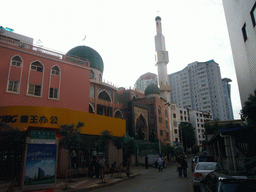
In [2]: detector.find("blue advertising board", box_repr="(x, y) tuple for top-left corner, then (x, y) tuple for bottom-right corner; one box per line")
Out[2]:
(24, 144), (57, 186)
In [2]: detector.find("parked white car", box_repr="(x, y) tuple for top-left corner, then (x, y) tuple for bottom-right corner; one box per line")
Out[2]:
(193, 162), (222, 192)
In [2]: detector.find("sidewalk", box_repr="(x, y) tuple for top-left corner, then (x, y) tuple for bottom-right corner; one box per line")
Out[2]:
(0, 165), (155, 192)
(55, 166), (153, 192)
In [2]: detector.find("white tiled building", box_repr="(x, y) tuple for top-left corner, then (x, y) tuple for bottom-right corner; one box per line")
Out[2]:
(169, 60), (233, 121)
(222, 0), (256, 107)
(169, 102), (213, 147)
(189, 111), (213, 146)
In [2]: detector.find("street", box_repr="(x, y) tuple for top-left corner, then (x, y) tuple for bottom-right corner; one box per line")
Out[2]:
(91, 158), (194, 192)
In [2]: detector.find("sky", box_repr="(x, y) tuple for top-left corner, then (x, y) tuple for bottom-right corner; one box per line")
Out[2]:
(1, 0), (242, 119)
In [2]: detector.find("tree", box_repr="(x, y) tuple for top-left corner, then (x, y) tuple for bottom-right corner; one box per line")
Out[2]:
(241, 94), (256, 127)
(179, 122), (196, 152)
(59, 121), (84, 184)
(0, 122), (25, 183)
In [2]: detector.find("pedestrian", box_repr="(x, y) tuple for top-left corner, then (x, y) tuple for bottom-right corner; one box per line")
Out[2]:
(157, 156), (164, 172)
(180, 156), (188, 177)
(145, 154), (148, 169)
(95, 156), (100, 178)
(176, 156), (182, 177)
(154, 156), (158, 169)
(98, 156), (105, 182)
(88, 157), (94, 178)
(126, 157), (130, 177)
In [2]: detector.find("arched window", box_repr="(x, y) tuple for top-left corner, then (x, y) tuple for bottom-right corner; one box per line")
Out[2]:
(51, 66), (60, 75)
(31, 61), (43, 72)
(7, 55), (23, 93)
(114, 109), (123, 119)
(98, 90), (111, 102)
(158, 106), (161, 114)
(28, 61), (44, 96)
(11, 56), (22, 67)
(89, 103), (94, 113)
(90, 70), (95, 79)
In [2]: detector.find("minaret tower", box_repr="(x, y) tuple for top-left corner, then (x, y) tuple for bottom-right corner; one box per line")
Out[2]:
(154, 16), (171, 102)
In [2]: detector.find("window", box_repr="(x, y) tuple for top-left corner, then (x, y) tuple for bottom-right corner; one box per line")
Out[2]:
(49, 88), (58, 99)
(174, 129), (178, 134)
(51, 66), (60, 75)
(11, 56), (22, 67)
(165, 110), (168, 117)
(31, 61), (43, 72)
(8, 80), (19, 92)
(28, 84), (41, 96)
(158, 106), (161, 114)
(160, 130), (163, 136)
(173, 113), (176, 118)
(99, 74), (102, 82)
(159, 117), (162, 123)
(251, 2), (256, 27)
(242, 23), (248, 42)
(165, 120), (168, 129)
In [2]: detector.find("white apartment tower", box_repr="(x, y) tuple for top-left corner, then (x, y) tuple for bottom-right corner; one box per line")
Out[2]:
(169, 60), (233, 121)
(222, 0), (256, 107)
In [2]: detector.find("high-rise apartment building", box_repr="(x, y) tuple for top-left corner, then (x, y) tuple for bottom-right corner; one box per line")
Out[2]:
(169, 60), (233, 121)
(222, 0), (256, 107)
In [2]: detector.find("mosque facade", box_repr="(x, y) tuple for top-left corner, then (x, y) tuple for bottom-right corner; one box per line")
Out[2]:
(0, 17), (174, 180)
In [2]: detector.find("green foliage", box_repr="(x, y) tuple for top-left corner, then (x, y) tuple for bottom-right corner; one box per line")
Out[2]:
(241, 94), (256, 126)
(0, 121), (25, 151)
(97, 130), (113, 152)
(244, 155), (256, 174)
(161, 144), (175, 156)
(59, 121), (84, 151)
(112, 136), (124, 150)
(179, 122), (196, 151)
(175, 147), (184, 156)
(123, 135), (136, 156)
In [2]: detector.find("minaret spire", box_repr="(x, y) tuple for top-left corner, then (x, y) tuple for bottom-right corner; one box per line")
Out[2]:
(154, 16), (171, 102)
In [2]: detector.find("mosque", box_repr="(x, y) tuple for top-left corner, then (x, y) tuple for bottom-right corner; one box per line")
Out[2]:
(0, 16), (173, 180)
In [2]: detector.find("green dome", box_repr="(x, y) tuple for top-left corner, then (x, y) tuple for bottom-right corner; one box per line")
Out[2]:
(155, 16), (161, 21)
(144, 83), (160, 96)
(66, 46), (104, 73)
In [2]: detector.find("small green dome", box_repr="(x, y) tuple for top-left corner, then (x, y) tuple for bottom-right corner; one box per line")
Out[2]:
(144, 83), (160, 96)
(66, 46), (104, 73)
(155, 16), (161, 21)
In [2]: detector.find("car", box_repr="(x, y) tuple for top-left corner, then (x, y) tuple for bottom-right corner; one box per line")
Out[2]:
(193, 162), (222, 192)
(200, 171), (256, 192)
(192, 155), (215, 171)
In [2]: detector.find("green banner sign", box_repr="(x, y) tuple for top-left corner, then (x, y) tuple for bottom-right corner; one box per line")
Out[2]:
(31, 130), (56, 140)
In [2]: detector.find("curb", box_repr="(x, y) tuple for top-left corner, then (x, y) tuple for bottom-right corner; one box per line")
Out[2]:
(58, 173), (141, 192)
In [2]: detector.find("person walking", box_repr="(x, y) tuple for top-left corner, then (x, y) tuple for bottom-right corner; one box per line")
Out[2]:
(176, 156), (182, 177)
(154, 156), (158, 169)
(180, 156), (188, 177)
(157, 156), (164, 172)
(98, 156), (105, 182)
(145, 154), (148, 169)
